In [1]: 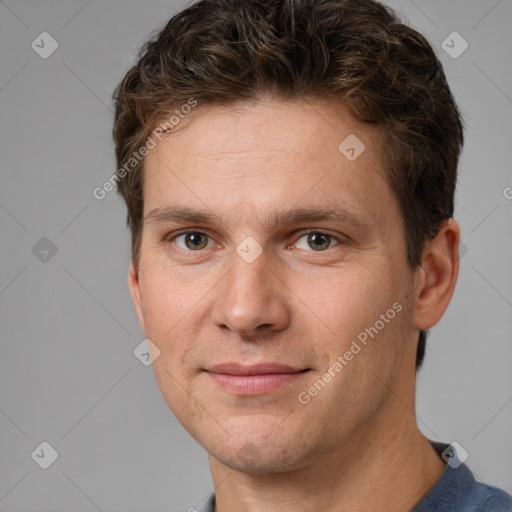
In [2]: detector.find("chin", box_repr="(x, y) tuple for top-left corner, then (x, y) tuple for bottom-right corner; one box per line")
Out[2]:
(213, 444), (306, 474)
(203, 422), (314, 474)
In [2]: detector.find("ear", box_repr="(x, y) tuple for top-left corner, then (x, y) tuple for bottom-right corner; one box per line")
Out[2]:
(128, 261), (146, 333)
(412, 218), (460, 331)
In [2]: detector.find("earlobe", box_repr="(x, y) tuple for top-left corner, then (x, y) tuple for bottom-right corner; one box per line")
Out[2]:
(128, 261), (145, 333)
(412, 219), (460, 331)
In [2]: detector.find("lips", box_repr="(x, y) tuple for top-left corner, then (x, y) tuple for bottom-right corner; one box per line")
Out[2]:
(206, 363), (308, 376)
(204, 363), (310, 395)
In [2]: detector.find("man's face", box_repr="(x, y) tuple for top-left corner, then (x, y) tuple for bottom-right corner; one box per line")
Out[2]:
(130, 98), (420, 472)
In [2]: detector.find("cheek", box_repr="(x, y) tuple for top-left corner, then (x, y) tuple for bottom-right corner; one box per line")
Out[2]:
(295, 264), (410, 398)
(138, 270), (204, 414)
(293, 265), (397, 347)
(139, 255), (204, 327)
(138, 268), (201, 364)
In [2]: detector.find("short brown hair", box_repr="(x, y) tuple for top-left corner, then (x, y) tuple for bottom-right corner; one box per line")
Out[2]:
(112, 0), (464, 369)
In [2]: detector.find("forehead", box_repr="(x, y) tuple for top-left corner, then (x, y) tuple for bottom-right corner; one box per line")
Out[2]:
(150, 97), (379, 161)
(142, 98), (394, 228)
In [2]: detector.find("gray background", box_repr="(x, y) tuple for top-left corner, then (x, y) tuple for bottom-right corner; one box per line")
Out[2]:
(1, 0), (511, 510)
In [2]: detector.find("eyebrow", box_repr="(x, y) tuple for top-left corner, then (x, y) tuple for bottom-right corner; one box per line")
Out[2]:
(144, 205), (375, 232)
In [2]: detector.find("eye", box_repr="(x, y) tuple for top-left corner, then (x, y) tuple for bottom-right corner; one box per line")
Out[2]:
(293, 231), (342, 251)
(172, 231), (213, 251)
(167, 230), (344, 253)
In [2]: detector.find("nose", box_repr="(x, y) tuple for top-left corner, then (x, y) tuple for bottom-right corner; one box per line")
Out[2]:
(211, 244), (290, 337)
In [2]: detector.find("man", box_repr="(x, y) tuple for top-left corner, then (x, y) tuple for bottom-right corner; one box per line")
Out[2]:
(112, 0), (512, 510)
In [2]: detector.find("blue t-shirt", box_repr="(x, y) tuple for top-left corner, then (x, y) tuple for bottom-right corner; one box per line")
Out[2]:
(197, 442), (512, 511)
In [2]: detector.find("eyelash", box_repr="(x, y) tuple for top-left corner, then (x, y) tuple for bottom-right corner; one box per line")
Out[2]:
(165, 229), (346, 253)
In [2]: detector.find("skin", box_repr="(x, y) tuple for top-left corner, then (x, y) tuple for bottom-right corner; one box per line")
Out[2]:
(128, 96), (460, 511)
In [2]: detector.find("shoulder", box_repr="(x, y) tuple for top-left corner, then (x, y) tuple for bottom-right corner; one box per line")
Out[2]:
(414, 459), (512, 511)
(475, 484), (512, 511)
